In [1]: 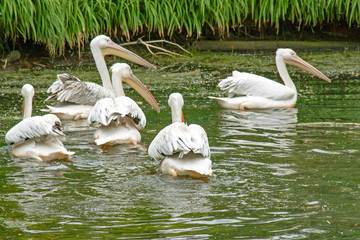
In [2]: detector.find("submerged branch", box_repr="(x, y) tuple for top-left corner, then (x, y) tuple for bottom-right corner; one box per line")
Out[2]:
(161, 69), (201, 77)
(121, 38), (191, 58)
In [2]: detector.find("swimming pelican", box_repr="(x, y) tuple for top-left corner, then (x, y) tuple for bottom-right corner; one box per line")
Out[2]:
(87, 63), (159, 146)
(44, 35), (156, 120)
(148, 93), (212, 178)
(5, 84), (74, 161)
(209, 48), (331, 110)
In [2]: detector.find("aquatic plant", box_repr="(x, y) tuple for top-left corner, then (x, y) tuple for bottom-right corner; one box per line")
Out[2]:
(1, 0), (359, 56)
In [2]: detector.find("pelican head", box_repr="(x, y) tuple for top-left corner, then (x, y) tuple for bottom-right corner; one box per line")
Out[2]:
(276, 48), (331, 82)
(168, 93), (185, 123)
(110, 63), (160, 113)
(21, 84), (35, 99)
(90, 35), (156, 69)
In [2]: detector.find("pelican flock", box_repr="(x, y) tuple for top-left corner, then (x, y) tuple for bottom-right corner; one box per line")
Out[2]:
(148, 93), (212, 178)
(4, 37), (333, 178)
(210, 48), (331, 110)
(87, 63), (159, 146)
(5, 84), (74, 161)
(44, 35), (156, 120)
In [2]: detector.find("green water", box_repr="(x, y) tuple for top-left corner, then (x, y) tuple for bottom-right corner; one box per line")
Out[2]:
(0, 50), (359, 239)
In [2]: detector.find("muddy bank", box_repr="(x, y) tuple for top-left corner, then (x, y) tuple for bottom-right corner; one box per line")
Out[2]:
(2, 40), (360, 72)
(192, 41), (360, 52)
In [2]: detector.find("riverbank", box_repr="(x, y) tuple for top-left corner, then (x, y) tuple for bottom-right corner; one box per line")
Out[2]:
(192, 40), (360, 51)
(2, 40), (360, 73)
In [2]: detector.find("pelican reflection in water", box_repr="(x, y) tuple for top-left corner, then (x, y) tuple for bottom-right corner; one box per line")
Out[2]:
(216, 108), (298, 153)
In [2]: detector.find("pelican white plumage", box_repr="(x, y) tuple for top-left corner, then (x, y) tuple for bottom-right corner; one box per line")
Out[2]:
(44, 35), (156, 120)
(209, 48), (331, 110)
(5, 84), (74, 161)
(87, 63), (159, 146)
(148, 93), (212, 178)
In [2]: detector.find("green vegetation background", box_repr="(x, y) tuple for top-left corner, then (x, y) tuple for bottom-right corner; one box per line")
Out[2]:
(1, 0), (360, 56)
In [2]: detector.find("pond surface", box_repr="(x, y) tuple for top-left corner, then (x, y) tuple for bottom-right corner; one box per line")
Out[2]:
(0, 49), (359, 239)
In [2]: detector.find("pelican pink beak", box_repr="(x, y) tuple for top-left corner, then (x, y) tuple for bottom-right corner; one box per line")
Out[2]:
(102, 39), (156, 70)
(285, 55), (331, 83)
(123, 73), (160, 113)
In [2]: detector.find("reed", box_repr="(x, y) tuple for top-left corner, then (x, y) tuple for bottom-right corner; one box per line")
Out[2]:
(1, 0), (359, 56)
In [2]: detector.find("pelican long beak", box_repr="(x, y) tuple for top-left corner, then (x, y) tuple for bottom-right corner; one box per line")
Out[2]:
(102, 40), (156, 70)
(285, 55), (331, 83)
(123, 74), (160, 113)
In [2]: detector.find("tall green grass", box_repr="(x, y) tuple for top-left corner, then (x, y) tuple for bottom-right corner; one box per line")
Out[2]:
(1, 0), (359, 56)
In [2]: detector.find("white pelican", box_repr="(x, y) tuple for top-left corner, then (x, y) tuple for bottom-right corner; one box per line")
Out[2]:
(44, 35), (156, 120)
(5, 84), (74, 161)
(87, 63), (160, 146)
(209, 48), (331, 110)
(148, 93), (212, 178)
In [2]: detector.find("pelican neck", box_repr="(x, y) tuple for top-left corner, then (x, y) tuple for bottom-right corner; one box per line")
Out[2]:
(23, 93), (33, 119)
(91, 46), (114, 93)
(275, 56), (297, 91)
(112, 73), (126, 97)
(171, 104), (183, 123)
